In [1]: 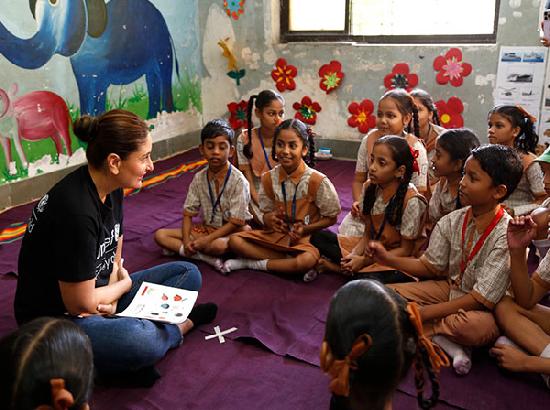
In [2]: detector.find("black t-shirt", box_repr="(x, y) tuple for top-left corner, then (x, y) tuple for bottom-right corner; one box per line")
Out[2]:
(14, 166), (123, 324)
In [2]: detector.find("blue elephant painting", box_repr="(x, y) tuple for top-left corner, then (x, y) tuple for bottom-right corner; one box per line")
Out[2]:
(0, 0), (179, 118)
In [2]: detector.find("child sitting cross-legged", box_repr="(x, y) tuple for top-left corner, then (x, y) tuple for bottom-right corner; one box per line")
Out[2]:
(154, 119), (252, 270)
(366, 145), (523, 375)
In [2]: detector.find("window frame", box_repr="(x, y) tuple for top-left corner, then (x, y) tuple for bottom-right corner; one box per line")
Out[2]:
(280, 0), (500, 44)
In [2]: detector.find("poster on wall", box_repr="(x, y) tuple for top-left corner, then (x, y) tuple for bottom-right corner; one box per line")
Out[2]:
(494, 46), (547, 137)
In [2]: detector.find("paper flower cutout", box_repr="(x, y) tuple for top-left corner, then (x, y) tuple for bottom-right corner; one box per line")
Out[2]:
(271, 58), (298, 92)
(319, 60), (344, 94)
(435, 97), (464, 129)
(384, 63), (418, 92)
(347, 99), (376, 134)
(227, 100), (249, 130)
(224, 0), (246, 20)
(293, 96), (321, 125)
(433, 48), (472, 87)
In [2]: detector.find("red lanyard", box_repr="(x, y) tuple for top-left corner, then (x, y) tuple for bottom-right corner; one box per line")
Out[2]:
(460, 206), (504, 274)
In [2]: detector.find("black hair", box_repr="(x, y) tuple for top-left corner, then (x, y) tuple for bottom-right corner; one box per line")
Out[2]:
(437, 129), (481, 209)
(488, 105), (539, 154)
(470, 144), (523, 202)
(244, 90), (285, 159)
(0, 317), (94, 410)
(324, 280), (440, 410)
(73, 109), (149, 169)
(362, 136), (414, 227)
(272, 118), (316, 167)
(380, 89), (420, 138)
(200, 118), (234, 144)
(410, 88), (441, 126)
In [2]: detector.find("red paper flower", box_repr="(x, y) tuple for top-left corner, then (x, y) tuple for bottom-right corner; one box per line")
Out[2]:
(293, 96), (321, 125)
(319, 60), (344, 94)
(384, 63), (418, 92)
(435, 97), (464, 129)
(224, 0), (246, 21)
(227, 99), (248, 130)
(347, 99), (376, 134)
(271, 58), (298, 92)
(433, 48), (472, 87)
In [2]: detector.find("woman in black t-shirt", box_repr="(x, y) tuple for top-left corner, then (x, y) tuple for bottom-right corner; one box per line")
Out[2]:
(15, 109), (217, 382)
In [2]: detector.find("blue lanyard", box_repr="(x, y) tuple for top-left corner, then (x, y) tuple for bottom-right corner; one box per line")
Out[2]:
(206, 166), (232, 223)
(257, 128), (273, 170)
(281, 179), (300, 227)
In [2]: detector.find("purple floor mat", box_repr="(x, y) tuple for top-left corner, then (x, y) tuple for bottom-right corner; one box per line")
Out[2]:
(1, 149), (549, 409)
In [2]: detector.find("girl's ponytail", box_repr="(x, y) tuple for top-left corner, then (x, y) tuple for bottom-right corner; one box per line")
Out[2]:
(410, 103), (421, 138)
(305, 127), (316, 168)
(244, 95), (257, 159)
(516, 110), (538, 154)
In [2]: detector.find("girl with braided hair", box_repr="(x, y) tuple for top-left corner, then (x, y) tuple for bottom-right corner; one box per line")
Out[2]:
(487, 105), (546, 216)
(311, 136), (427, 283)
(411, 88), (445, 186)
(0, 317), (94, 410)
(339, 89), (428, 239)
(235, 90), (285, 226)
(224, 119), (341, 280)
(321, 279), (448, 410)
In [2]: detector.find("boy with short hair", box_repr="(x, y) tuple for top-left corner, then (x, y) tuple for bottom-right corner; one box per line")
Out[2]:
(367, 145), (523, 375)
(154, 119), (252, 270)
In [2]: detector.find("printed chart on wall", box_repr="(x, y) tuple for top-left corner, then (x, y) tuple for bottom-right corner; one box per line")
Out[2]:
(494, 46), (547, 136)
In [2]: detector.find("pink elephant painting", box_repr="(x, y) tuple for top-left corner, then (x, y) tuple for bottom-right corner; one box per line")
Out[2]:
(0, 84), (72, 171)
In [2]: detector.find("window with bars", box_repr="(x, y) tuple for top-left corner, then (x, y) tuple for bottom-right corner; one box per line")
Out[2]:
(280, 0), (500, 44)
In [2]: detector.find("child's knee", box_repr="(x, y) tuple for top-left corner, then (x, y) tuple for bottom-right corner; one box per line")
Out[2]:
(296, 253), (317, 272)
(228, 234), (244, 251)
(153, 229), (165, 244)
(531, 207), (550, 239)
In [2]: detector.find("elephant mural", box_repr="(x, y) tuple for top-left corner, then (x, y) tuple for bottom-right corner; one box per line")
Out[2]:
(0, 85), (72, 171)
(0, 0), (178, 118)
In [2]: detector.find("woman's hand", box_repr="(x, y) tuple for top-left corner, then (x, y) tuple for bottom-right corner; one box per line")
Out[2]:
(116, 261), (132, 293)
(507, 215), (537, 250)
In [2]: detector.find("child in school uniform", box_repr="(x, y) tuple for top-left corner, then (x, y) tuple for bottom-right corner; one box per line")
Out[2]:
(223, 118), (341, 279)
(321, 280), (447, 410)
(366, 144), (523, 375)
(339, 89), (429, 238)
(154, 119), (252, 271)
(429, 129), (480, 226)
(491, 214), (550, 389)
(236, 90), (285, 226)
(311, 136), (427, 282)
(528, 146), (550, 258)
(488, 105), (546, 216)
(411, 88), (445, 185)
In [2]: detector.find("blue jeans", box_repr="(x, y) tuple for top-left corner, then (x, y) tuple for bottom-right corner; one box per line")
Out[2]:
(70, 261), (202, 375)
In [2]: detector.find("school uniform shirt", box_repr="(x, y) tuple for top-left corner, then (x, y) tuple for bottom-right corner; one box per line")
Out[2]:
(183, 163), (252, 228)
(534, 249), (550, 291)
(14, 165), (123, 324)
(258, 163), (341, 220)
(236, 129), (276, 182)
(419, 206), (512, 309)
(503, 154), (545, 216)
(428, 178), (457, 224)
(355, 129), (429, 192)
(369, 185), (427, 239)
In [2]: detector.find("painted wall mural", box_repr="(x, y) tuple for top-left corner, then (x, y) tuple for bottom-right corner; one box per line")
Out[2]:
(0, 0), (202, 185)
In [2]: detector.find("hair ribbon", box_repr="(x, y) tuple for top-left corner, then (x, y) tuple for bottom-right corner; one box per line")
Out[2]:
(320, 333), (373, 397)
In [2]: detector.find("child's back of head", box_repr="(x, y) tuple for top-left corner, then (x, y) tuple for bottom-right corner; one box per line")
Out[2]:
(321, 280), (445, 410)
(0, 317), (93, 410)
(470, 144), (523, 202)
